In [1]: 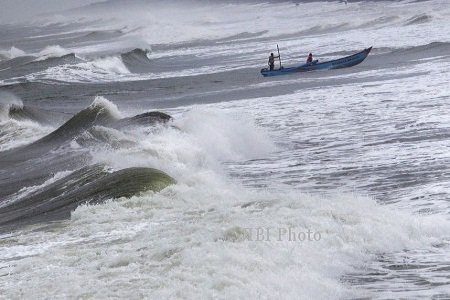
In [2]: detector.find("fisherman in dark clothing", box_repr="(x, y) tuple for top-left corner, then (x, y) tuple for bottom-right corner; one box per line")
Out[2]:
(268, 52), (280, 70)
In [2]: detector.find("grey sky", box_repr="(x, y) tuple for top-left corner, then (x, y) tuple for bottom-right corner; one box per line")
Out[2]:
(0, 0), (104, 24)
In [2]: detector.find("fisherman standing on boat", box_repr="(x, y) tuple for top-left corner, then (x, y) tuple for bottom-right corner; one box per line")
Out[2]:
(306, 53), (313, 63)
(268, 52), (280, 70)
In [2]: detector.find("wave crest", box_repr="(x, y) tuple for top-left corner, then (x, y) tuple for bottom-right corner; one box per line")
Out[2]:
(405, 13), (433, 25)
(120, 48), (152, 73)
(0, 46), (26, 60)
(36, 45), (72, 61)
(38, 96), (121, 143)
(0, 92), (23, 122)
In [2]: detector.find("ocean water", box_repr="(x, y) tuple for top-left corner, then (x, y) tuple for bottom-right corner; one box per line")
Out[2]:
(1, 0), (450, 298)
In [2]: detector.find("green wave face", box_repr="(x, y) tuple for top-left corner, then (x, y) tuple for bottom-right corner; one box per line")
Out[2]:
(39, 99), (120, 144)
(88, 167), (176, 202)
(0, 165), (175, 230)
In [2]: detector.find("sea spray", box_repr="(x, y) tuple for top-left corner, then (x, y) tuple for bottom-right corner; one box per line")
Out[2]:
(36, 45), (72, 61)
(0, 91), (23, 121)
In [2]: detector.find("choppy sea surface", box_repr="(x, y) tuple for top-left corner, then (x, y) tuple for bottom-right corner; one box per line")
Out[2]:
(1, 0), (450, 298)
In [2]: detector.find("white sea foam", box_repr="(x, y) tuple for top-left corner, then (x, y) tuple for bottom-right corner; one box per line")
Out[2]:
(0, 119), (51, 151)
(0, 92), (22, 121)
(0, 46), (26, 59)
(0, 92), (53, 150)
(88, 104), (276, 183)
(173, 108), (277, 162)
(89, 56), (130, 74)
(0, 167), (448, 299)
(2, 98), (433, 298)
(26, 56), (131, 83)
(91, 96), (122, 119)
(35, 45), (72, 61)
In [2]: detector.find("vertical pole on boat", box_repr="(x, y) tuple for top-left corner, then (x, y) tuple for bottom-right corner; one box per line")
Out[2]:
(277, 44), (282, 68)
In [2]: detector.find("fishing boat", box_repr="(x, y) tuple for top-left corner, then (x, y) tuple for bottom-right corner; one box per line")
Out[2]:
(260, 47), (372, 77)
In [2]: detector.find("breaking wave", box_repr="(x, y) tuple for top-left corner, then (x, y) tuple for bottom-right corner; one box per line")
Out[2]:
(0, 91), (23, 122)
(36, 45), (73, 61)
(121, 48), (152, 73)
(405, 13), (433, 25)
(24, 55), (132, 83)
(0, 96), (174, 228)
(0, 46), (26, 60)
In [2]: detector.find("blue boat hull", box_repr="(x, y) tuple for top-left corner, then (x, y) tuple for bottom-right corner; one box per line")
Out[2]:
(260, 47), (372, 77)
